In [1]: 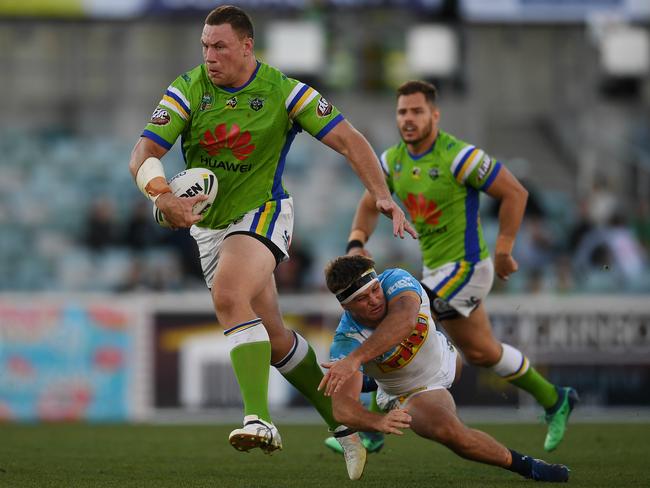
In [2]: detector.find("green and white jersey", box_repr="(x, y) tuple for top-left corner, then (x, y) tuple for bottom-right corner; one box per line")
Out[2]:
(380, 130), (502, 270)
(142, 61), (344, 229)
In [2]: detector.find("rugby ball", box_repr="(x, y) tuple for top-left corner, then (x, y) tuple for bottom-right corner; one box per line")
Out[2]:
(153, 167), (218, 228)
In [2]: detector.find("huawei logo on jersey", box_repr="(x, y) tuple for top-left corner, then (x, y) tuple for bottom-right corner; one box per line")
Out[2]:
(404, 193), (443, 225)
(199, 123), (255, 161)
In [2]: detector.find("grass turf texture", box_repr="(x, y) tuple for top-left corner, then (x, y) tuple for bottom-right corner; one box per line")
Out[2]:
(1, 424), (648, 488)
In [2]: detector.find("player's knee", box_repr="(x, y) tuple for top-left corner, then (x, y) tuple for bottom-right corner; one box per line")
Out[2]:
(212, 287), (241, 316)
(462, 347), (499, 367)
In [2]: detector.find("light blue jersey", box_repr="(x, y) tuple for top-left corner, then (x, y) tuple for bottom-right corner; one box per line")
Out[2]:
(329, 268), (447, 394)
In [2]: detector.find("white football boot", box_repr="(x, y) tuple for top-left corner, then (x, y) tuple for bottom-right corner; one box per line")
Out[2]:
(228, 415), (283, 454)
(334, 427), (367, 480)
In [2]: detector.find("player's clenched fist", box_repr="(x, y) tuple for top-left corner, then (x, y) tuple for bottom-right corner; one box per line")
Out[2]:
(494, 252), (519, 281)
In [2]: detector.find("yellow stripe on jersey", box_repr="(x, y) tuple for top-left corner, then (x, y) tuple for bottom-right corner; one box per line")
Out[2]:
(285, 82), (306, 109)
(161, 95), (189, 120)
(289, 87), (317, 118)
(455, 148), (482, 183)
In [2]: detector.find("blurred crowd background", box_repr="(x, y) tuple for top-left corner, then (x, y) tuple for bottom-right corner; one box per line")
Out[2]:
(1, 0), (650, 422)
(1, 0), (649, 295)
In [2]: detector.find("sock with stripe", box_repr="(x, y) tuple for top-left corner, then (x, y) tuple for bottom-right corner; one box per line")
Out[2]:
(491, 343), (558, 409)
(225, 319), (272, 423)
(273, 332), (338, 430)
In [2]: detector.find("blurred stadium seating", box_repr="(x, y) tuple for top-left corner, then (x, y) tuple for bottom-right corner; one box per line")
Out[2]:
(1, 1), (649, 423)
(1, 126), (647, 293)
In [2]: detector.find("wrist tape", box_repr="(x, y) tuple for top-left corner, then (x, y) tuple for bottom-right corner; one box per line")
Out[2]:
(136, 157), (171, 203)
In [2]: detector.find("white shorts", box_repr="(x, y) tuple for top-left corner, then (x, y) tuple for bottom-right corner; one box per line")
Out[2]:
(375, 337), (457, 412)
(190, 197), (294, 288)
(421, 257), (494, 318)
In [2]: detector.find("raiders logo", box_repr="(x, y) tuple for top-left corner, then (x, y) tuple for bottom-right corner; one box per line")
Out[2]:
(317, 96), (332, 117)
(225, 96), (237, 109)
(428, 168), (439, 180)
(412, 166), (422, 179)
(150, 107), (170, 126)
(249, 97), (264, 111)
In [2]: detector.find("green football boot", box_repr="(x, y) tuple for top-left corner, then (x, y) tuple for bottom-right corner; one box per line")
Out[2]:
(544, 386), (579, 452)
(325, 432), (384, 454)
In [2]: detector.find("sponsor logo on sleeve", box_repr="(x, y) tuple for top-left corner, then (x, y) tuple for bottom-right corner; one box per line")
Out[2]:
(316, 96), (333, 117)
(387, 278), (416, 295)
(150, 107), (170, 126)
(478, 155), (492, 180)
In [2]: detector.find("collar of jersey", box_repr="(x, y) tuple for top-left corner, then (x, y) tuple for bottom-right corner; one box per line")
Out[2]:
(218, 60), (261, 93)
(407, 135), (437, 160)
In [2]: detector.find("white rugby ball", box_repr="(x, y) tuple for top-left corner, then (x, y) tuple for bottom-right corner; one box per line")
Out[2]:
(152, 167), (218, 228)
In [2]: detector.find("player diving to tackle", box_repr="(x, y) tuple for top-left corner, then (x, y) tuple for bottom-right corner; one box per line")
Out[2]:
(319, 255), (570, 482)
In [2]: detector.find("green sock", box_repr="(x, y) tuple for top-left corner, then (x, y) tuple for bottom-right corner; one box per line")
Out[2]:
(230, 341), (272, 422)
(509, 367), (558, 409)
(281, 345), (338, 430)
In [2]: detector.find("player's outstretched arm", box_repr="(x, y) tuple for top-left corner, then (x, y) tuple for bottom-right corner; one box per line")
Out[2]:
(319, 292), (420, 396)
(330, 371), (411, 434)
(320, 121), (416, 239)
(484, 166), (528, 280)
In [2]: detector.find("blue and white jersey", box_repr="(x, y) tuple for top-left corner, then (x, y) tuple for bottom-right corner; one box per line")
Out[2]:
(329, 268), (445, 394)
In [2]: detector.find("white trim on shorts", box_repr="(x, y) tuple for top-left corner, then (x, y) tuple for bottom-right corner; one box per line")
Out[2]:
(420, 257), (494, 317)
(190, 196), (294, 288)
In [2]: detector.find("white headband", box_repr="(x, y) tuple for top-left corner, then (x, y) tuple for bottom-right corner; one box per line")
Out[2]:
(335, 269), (378, 304)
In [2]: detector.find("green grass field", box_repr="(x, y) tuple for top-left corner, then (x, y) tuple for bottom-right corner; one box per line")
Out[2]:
(1, 423), (648, 488)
